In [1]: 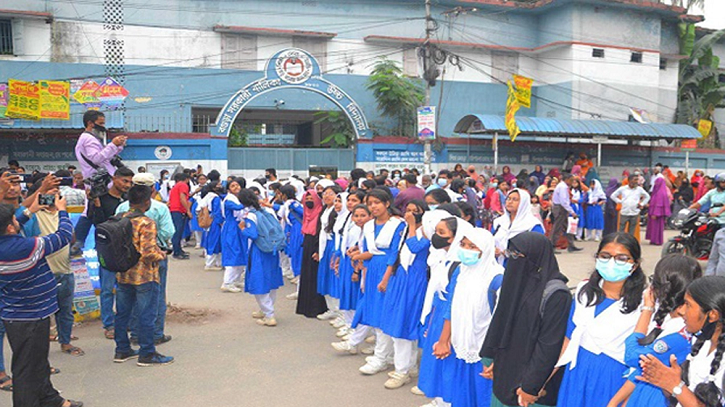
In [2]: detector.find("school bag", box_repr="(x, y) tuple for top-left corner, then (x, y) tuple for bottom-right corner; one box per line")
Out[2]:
(198, 206), (212, 228)
(539, 279), (571, 317)
(251, 209), (287, 253)
(95, 212), (145, 273)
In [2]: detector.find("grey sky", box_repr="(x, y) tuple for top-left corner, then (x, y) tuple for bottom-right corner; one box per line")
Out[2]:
(694, 3), (725, 30)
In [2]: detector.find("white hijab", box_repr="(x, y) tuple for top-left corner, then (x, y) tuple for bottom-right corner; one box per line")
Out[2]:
(451, 227), (504, 364)
(492, 189), (542, 255)
(333, 193), (350, 251)
(588, 179), (607, 204)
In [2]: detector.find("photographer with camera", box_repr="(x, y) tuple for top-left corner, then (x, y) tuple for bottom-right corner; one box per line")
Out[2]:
(89, 166), (134, 339)
(74, 110), (126, 180)
(0, 194), (84, 407)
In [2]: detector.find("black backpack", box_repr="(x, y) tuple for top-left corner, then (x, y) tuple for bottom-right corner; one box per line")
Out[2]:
(95, 212), (144, 273)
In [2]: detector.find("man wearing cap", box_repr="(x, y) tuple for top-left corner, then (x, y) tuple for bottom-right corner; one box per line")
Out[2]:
(115, 173), (175, 345)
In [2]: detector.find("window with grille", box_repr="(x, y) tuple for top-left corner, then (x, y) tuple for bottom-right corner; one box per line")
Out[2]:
(403, 48), (419, 77)
(659, 58), (667, 70)
(0, 20), (12, 55)
(631, 52), (643, 63)
(492, 52), (518, 83)
(221, 34), (258, 70)
(592, 48), (604, 58)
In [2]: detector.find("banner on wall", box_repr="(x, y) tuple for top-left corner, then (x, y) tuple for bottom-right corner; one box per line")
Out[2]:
(39, 80), (70, 120)
(513, 74), (533, 109)
(0, 84), (7, 118)
(72, 80), (102, 109)
(505, 81), (521, 142)
(95, 77), (129, 109)
(6, 79), (40, 120)
(697, 119), (712, 139)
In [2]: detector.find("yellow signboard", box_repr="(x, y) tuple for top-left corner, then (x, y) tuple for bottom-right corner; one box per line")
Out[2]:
(39, 80), (70, 120)
(697, 119), (713, 139)
(6, 79), (40, 120)
(505, 81), (521, 142)
(513, 74), (533, 108)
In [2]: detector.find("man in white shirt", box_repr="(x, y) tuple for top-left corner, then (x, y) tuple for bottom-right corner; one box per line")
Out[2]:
(611, 174), (651, 236)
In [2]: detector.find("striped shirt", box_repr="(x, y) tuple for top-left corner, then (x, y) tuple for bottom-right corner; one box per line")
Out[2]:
(0, 211), (73, 321)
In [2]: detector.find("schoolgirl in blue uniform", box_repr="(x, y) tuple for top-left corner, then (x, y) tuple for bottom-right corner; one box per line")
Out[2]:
(220, 179), (247, 293)
(380, 199), (430, 389)
(355, 188), (406, 376)
(585, 179), (606, 241)
(237, 189), (284, 327)
(557, 232), (646, 407)
(278, 185), (304, 278)
(327, 192), (351, 333)
(446, 227), (503, 407)
(571, 178), (587, 240)
(638, 276), (725, 407)
(316, 185), (342, 321)
(608, 254), (702, 407)
(335, 191), (366, 331)
(202, 181), (224, 271)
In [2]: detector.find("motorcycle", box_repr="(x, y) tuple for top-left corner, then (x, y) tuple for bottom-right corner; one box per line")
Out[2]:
(662, 208), (720, 260)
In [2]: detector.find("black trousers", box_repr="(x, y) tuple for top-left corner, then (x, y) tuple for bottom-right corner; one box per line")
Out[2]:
(4, 317), (64, 407)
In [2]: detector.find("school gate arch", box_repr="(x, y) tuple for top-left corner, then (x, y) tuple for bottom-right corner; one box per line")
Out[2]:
(210, 48), (372, 139)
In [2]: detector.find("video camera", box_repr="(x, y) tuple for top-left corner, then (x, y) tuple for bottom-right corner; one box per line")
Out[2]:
(84, 154), (125, 199)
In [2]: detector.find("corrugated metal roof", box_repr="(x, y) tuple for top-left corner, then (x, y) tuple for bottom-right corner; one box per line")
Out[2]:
(0, 107), (124, 130)
(453, 114), (701, 140)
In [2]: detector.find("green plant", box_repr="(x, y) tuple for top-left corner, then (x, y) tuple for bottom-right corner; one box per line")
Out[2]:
(314, 111), (354, 148)
(676, 23), (725, 148)
(366, 57), (425, 137)
(228, 126), (248, 147)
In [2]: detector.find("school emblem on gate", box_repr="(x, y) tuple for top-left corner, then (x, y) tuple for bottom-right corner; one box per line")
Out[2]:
(653, 339), (669, 354)
(275, 50), (313, 84)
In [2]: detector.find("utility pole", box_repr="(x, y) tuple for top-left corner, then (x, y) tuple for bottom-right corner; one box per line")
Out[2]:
(423, 0), (433, 175)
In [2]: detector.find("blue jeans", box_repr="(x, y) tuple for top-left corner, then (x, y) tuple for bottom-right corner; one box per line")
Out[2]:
(115, 282), (160, 358)
(0, 320), (5, 372)
(99, 266), (117, 330)
(131, 258), (168, 340)
(171, 212), (186, 256)
(54, 273), (75, 345)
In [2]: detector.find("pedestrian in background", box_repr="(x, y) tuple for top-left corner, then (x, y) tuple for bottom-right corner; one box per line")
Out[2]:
(645, 177), (671, 246)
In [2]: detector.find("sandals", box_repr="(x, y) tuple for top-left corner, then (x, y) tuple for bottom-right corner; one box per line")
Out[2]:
(0, 375), (12, 392)
(50, 367), (61, 375)
(104, 329), (115, 340)
(65, 400), (84, 407)
(62, 346), (85, 357)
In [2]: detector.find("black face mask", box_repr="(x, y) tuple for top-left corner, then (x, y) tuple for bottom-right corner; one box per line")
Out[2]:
(91, 123), (107, 139)
(305, 201), (315, 209)
(431, 233), (451, 249)
(413, 212), (424, 224)
(265, 175), (271, 180)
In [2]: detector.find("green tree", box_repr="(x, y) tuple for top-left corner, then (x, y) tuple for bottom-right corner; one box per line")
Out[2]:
(314, 110), (355, 148)
(677, 24), (725, 148)
(366, 57), (425, 137)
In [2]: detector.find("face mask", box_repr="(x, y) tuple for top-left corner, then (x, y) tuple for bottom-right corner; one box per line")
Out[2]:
(269, 191), (276, 197)
(595, 258), (634, 282)
(413, 213), (424, 224)
(429, 204), (439, 211)
(458, 248), (481, 266)
(91, 124), (107, 139)
(437, 178), (448, 187)
(305, 201), (315, 209)
(431, 233), (451, 249)
(491, 183), (498, 189)
(265, 175), (271, 180)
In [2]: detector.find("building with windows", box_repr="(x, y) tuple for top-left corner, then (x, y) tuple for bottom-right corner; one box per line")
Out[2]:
(0, 0), (720, 178)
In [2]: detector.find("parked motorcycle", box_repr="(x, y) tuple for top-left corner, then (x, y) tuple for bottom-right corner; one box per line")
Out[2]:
(662, 208), (719, 260)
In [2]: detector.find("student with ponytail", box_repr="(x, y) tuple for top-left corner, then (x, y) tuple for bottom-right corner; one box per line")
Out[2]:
(608, 254), (702, 406)
(315, 185), (342, 321)
(639, 275), (725, 407)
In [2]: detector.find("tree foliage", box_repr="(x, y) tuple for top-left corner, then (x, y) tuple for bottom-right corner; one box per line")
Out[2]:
(314, 110), (355, 148)
(365, 58), (425, 137)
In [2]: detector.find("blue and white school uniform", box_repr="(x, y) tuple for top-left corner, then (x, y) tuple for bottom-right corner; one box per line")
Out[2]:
(353, 217), (405, 369)
(572, 189), (587, 238)
(203, 193), (223, 268)
(280, 200), (304, 277)
(380, 225), (430, 375)
(338, 221), (362, 320)
(623, 316), (691, 406)
(557, 281), (642, 407)
(585, 180), (606, 241)
(242, 210), (285, 318)
(681, 340), (725, 406)
(316, 207), (337, 300)
(221, 194), (247, 286)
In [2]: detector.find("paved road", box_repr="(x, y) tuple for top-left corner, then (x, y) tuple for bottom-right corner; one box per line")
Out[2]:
(0, 231), (680, 407)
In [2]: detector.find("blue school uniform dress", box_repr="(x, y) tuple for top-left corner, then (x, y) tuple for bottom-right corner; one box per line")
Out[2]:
(557, 283), (641, 407)
(352, 218), (405, 329)
(190, 199), (203, 233)
(417, 260), (456, 402)
(572, 190), (586, 230)
(285, 201), (304, 277)
(623, 318), (691, 407)
(203, 194), (223, 255)
(380, 229), (430, 341)
(242, 211), (285, 295)
(221, 195), (247, 267)
(585, 200), (605, 231)
(316, 208), (337, 297)
(338, 224), (362, 311)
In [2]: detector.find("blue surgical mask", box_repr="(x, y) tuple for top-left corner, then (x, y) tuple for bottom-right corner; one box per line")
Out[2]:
(437, 178), (448, 187)
(458, 248), (482, 266)
(491, 183), (498, 189)
(429, 204), (439, 211)
(596, 259), (634, 282)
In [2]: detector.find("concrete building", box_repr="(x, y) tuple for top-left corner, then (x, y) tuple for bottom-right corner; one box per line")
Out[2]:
(0, 0), (719, 179)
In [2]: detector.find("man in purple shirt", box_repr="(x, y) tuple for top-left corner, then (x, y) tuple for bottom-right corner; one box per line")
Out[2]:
(550, 173), (582, 253)
(74, 110), (127, 179)
(394, 174), (425, 213)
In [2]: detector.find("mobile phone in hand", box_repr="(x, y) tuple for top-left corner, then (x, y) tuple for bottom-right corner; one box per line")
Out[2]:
(39, 194), (56, 206)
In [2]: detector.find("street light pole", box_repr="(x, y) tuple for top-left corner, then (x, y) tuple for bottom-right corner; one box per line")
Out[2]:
(423, 0), (433, 175)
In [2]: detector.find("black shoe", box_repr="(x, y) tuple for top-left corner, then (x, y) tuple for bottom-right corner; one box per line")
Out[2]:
(65, 400), (84, 407)
(137, 352), (174, 367)
(113, 349), (139, 363)
(172, 254), (189, 260)
(567, 246), (583, 252)
(155, 335), (172, 345)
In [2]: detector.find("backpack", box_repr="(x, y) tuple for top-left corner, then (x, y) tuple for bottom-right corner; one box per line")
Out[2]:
(251, 209), (287, 253)
(95, 212), (145, 273)
(539, 279), (571, 318)
(198, 206), (212, 229)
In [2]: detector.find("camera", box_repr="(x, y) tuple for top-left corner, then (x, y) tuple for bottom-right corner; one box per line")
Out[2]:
(10, 172), (33, 183)
(85, 168), (113, 199)
(58, 177), (73, 186)
(110, 155), (124, 169)
(39, 194), (55, 206)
